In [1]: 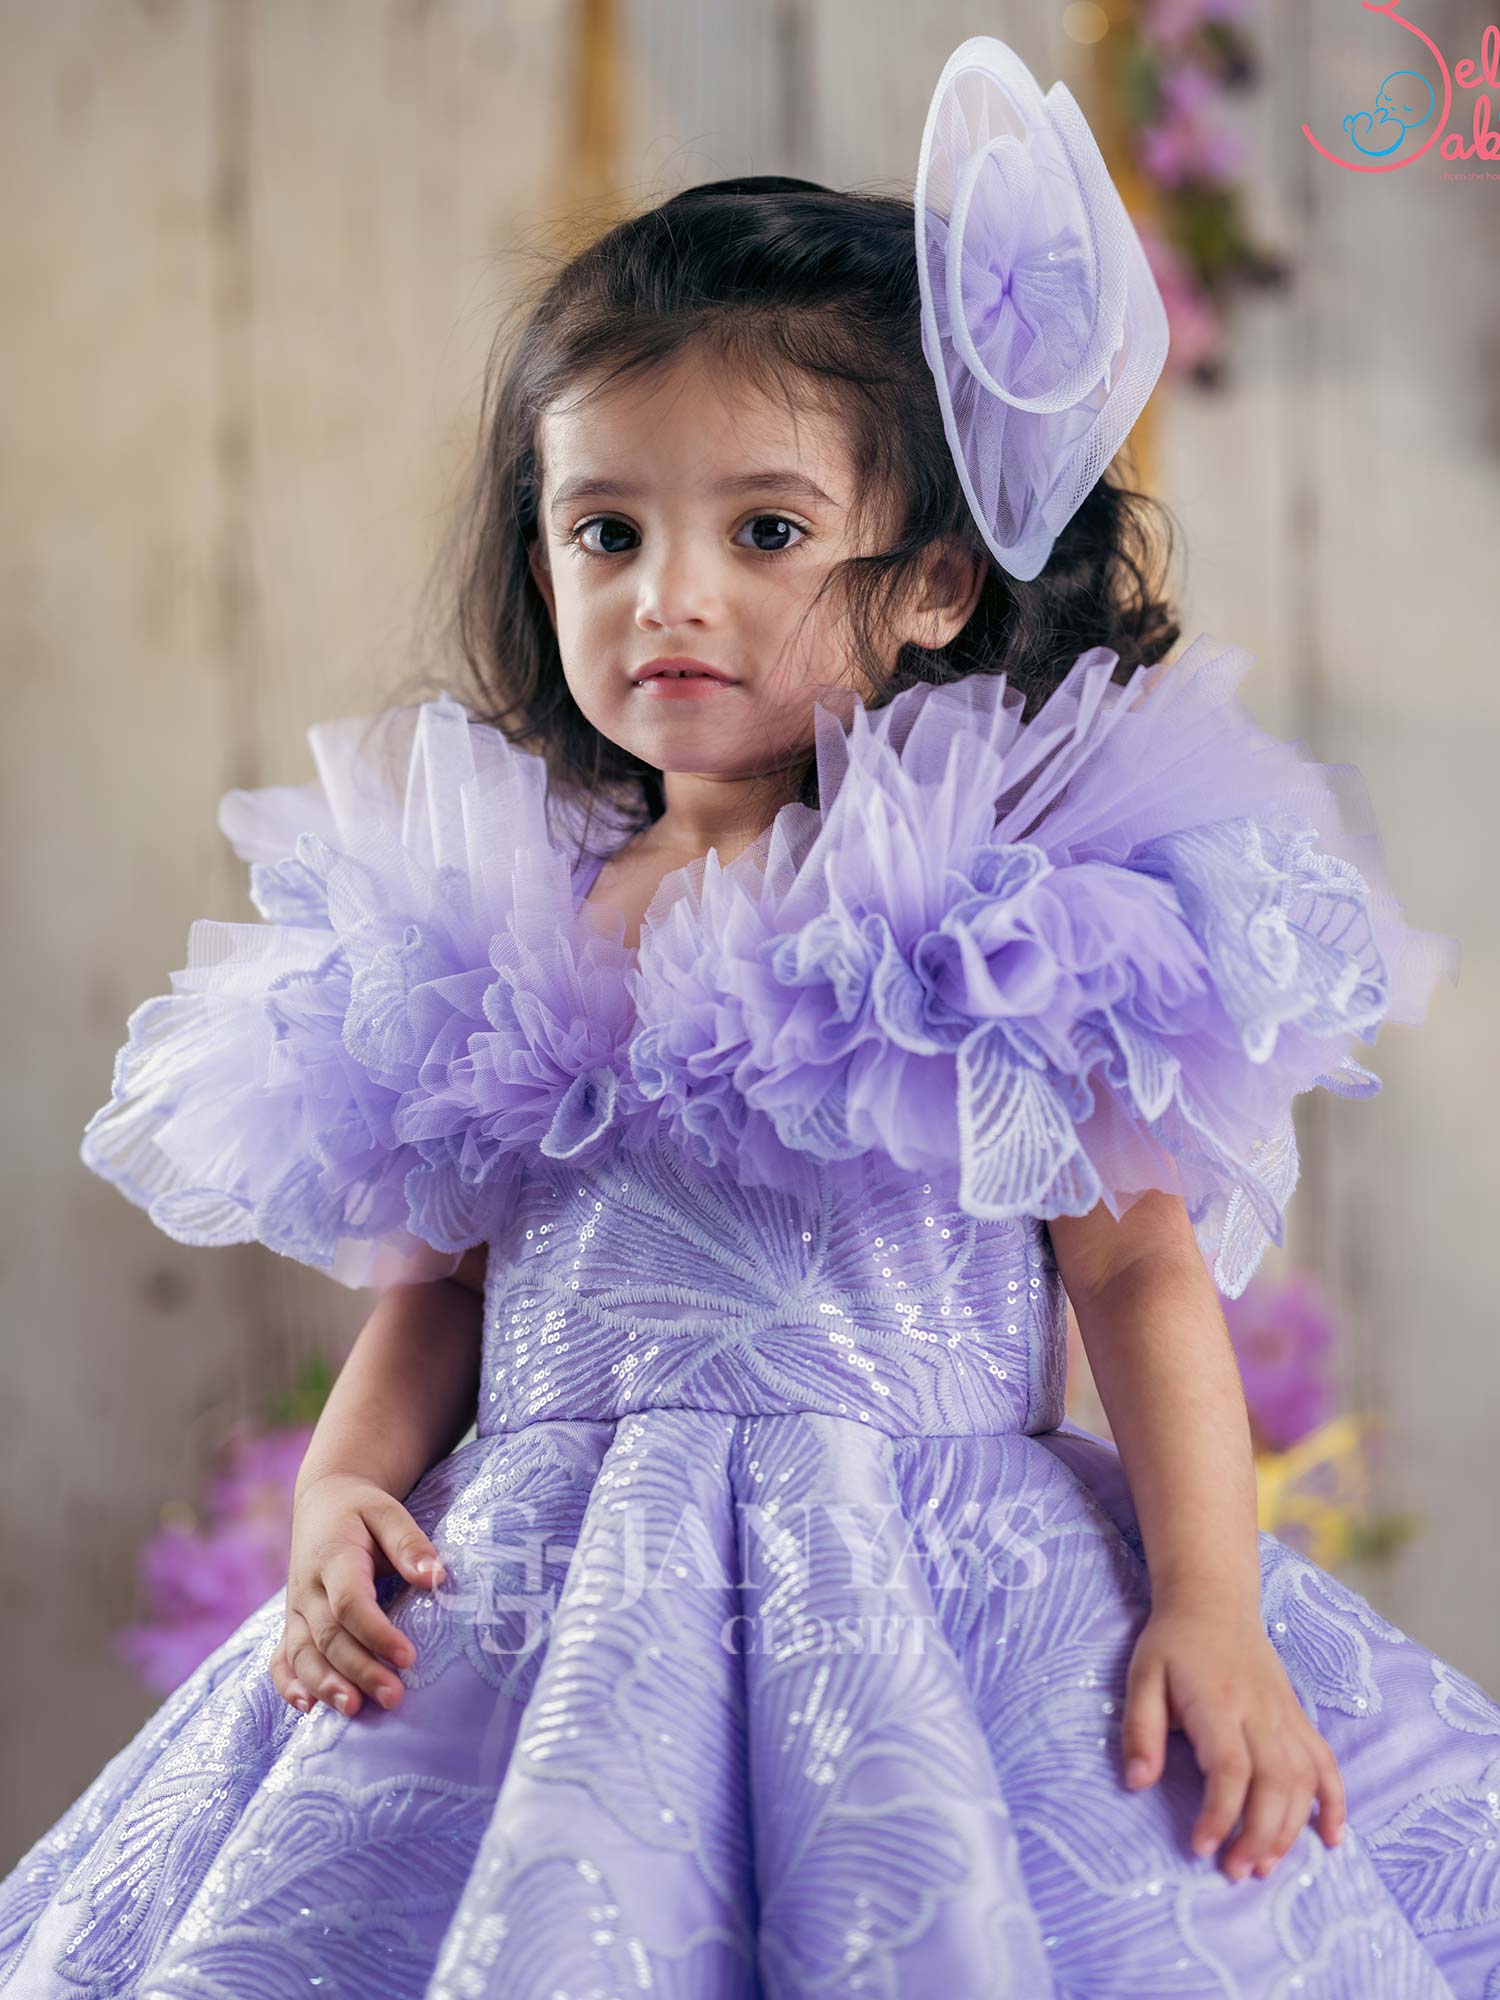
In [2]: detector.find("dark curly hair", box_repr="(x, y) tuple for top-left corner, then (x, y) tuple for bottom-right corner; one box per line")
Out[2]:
(409, 175), (1183, 860)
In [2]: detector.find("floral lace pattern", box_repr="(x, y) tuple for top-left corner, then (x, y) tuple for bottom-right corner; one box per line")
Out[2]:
(5, 1377), (1500, 1996)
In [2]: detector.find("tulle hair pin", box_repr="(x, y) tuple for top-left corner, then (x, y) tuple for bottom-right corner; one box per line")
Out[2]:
(915, 35), (1171, 582)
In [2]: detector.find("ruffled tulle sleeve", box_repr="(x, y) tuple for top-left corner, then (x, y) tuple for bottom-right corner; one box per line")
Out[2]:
(79, 697), (637, 1290)
(629, 634), (1459, 1299)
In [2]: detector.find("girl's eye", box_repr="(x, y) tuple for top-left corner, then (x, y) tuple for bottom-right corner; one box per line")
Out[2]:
(567, 514), (808, 561)
(734, 514), (807, 557)
(572, 517), (637, 557)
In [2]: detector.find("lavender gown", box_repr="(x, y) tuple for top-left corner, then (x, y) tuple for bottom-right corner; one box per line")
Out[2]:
(4, 635), (1499, 1999)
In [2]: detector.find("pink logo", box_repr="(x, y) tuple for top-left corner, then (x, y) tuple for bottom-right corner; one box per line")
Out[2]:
(1302, 1), (1500, 172)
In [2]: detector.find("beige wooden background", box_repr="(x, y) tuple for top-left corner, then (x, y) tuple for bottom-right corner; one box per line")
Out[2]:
(4, 0), (1497, 1863)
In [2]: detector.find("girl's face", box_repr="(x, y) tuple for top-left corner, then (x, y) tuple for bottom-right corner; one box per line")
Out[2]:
(529, 346), (980, 794)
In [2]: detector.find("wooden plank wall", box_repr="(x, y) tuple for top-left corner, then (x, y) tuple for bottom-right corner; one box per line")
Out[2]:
(3, 0), (1495, 1865)
(1143, 0), (1500, 1681)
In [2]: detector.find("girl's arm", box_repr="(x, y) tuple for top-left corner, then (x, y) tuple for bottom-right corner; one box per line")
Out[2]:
(293, 1245), (488, 1507)
(270, 1247), (488, 1719)
(1045, 1194), (1347, 1882)
(1046, 1190), (1262, 1614)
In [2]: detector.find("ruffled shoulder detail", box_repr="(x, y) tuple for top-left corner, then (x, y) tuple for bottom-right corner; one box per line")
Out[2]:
(81, 698), (638, 1289)
(628, 634), (1459, 1298)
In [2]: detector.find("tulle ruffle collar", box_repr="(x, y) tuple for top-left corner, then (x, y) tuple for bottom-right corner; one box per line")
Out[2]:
(80, 637), (1458, 1296)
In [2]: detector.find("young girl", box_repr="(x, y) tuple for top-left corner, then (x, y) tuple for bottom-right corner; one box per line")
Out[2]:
(4, 34), (1497, 2000)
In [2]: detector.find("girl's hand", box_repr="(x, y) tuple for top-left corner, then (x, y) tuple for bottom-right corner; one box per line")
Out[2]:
(268, 1471), (446, 1718)
(1121, 1598), (1348, 1881)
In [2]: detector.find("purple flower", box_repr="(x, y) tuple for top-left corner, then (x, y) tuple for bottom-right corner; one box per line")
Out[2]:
(205, 1423), (315, 1527)
(1138, 223), (1226, 376)
(1140, 113), (1243, 190)
(114, 1518), (287, 1694)
(1161, 62), (1217, 122)
(1145, 0), (1251, 47)
(1222, 1271), (1337, 1450)
(114, 1423), (313, 1694)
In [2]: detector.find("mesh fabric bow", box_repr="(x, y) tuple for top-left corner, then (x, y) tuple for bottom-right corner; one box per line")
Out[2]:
(915, 36), (1170, 582)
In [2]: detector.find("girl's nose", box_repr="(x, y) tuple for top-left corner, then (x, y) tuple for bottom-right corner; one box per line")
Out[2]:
(634, 544), (724, 631)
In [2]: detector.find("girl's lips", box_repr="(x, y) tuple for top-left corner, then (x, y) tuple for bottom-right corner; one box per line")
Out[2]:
(633, 673), (737, 698)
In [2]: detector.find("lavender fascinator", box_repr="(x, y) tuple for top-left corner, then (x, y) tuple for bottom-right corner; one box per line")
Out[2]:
(915, 35), (1171, 582)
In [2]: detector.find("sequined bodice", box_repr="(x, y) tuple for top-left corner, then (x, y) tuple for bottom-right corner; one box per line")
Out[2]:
(477, 1133), (1068, 1440)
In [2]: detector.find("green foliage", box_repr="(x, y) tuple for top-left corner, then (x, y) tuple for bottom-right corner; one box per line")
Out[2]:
(266, 1352), (337, 1430)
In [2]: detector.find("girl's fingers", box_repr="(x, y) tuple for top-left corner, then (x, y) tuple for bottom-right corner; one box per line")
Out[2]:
(1121, 1648), (1169, 1788)
(1188, 1720), (1253, 1860)
(267, 1636), (313, 1713)
(300, 1575), (407, 1711)
(364, 1493), (446, 1594)
(321, 1542), (417, 1673)
(315, 1615), (407, 1711)
(285, 1604), (364, 1716)
(1220, 1756), (1294, 1879)
(1312, 1737), (1348, 1849)
(1251, 1759), (1316, 1878)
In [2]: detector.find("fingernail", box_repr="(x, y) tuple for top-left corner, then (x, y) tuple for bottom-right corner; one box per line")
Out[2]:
(333, 1690), (350, 1712)
(1125, 1757), (1150, 1786)
(375, 1685), (398, 1709)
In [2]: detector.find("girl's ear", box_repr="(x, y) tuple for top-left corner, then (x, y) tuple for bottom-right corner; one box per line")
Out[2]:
(528, 538), (557, 624)
(901, 537), (987, 651)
